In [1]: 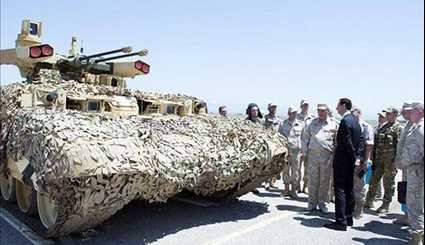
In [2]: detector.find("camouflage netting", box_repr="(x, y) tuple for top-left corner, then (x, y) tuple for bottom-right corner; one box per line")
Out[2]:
(1, 70), (202, 103)
(0, 76), (287, 237)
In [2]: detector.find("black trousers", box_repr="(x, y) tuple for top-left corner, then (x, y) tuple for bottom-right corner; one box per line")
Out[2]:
(333, 166), (355, 225)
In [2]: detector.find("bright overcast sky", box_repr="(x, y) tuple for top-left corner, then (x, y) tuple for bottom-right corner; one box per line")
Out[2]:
(1, 0), (424, 119)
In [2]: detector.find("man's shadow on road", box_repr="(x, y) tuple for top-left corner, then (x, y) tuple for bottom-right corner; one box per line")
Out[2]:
(352, 220), (409, 242)
(276, 204), (334, 228)
(277, 204), (409, 244)
(352, 237), (407, 245)
(62, 198), (270, 245)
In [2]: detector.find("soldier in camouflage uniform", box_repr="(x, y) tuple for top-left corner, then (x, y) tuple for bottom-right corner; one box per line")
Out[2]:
(394, 102), (415, 226)
(301, 104), (338, 213)
(351, 107), (374, 219)
(264, 103), (281, 131)
(373, 111), (387, 200)
(400, 102), (424, 245)
(297, 100), (316, 193)
(365, 107), (402, 213)
(279, 106), (303, 198)
(264, 103), (282, 189)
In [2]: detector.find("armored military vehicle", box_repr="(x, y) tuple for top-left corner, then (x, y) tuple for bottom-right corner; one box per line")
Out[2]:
(0, 19), (287, 237)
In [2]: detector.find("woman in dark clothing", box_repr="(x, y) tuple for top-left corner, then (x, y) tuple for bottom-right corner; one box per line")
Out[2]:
(246, 103), (263, 124)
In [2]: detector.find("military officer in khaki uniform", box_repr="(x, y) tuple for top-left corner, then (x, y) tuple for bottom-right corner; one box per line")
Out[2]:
(264, 103), (281, 131)
(264, 103), (281, 188)
(400, 102), (424, 245)
(301, 104), (338, 213)
(365, 107), (402, 213)
(297, 99), (315, 193)
(351, 107), (374, 219)
(279, 106), (303, 198)
(297, 100), (315, 122)
(394, 102), (415, 225)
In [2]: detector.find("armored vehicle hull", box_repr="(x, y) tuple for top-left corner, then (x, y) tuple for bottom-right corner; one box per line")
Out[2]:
(1, 80), (287, 237)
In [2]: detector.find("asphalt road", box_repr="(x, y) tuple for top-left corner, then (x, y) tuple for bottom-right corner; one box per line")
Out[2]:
(0, 180), (409, 245)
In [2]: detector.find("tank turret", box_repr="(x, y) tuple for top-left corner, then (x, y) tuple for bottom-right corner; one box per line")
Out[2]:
(1, 19), (150, 82)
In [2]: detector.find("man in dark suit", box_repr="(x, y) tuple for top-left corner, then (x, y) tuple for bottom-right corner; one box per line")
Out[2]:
(325, 98), (364, 231)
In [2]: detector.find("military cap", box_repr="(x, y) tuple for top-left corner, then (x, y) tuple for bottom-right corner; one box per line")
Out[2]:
(317, 104), (329, 111)
(268, 103), (277, 109)
(412, 102), (424, 110)
(377, 111), (386, 117)
(384, 107), (399, 115)
(402, 101), (414, 111)
(300, 99), (309, 107)
(288, 106), (298, 113)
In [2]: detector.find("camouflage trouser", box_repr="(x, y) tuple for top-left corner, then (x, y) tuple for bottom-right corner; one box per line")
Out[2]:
(298, 156), (309, 189)
(366, 153), (397, 204)
(283, 148), (300, 188)
(353, 166), (366, 204)
(307, 149), (333, 206)
(406, 163), (424, 235)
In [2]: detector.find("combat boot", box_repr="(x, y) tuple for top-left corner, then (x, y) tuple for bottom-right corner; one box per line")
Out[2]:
(375, 185), (383, 200)
(302, 183), (308, 194)
(296, 183), (301, 192)
(281, 184), (290, 197)
(393, 214), (409, 226)
(408, 233), (424, 245)
(364, 198), (375, 209)
(307, 203), (317, 211)
(354, 202), (364, 219)
(376, 202), (390, 214)
(289, 189), (298, 199)
(319, 204), (329, 214)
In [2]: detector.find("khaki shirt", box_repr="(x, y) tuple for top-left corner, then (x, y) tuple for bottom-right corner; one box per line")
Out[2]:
(301, 117), (339, 154)
(264, 114), (281, 132)
(400, 119), (424, 168)
(359, 119), (374, 145)
(279, 119), (303, 150)
(297, 112), (315, 124)
(395, 121), (414, 169)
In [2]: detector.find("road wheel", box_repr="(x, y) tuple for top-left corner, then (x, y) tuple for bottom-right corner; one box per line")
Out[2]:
(0, 171), (16, 202)
(37, 191), (58, 229)
(15, 179), (38, 215)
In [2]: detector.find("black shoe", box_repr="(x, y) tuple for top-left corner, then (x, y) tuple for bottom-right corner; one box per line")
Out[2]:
(324, 222), (347, 231)
(347, 218), (353, 227)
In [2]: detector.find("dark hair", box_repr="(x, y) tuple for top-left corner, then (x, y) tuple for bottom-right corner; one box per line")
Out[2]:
(339, 98), (352, 110)
(46, 91), (59, 102)
(246, 103), (263, 119)
(218, 106), (226, 113)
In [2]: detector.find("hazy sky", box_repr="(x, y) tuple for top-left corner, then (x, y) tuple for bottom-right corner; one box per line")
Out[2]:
(1, 0), (424, 119)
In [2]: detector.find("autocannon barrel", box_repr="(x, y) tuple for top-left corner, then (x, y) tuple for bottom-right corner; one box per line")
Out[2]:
(94, 49), (148, 63)
(78, 47), (132, 61)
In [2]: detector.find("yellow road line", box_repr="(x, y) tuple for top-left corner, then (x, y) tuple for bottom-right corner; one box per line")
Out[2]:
(201, 212), (292, 245)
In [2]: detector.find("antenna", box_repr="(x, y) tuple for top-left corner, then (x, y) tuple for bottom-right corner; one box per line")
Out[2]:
(80, 40), (84, 54)
(69, 36), (78, 56)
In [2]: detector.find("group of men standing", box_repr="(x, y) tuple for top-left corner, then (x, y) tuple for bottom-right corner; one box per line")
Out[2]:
(218, 98), (424, 245)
